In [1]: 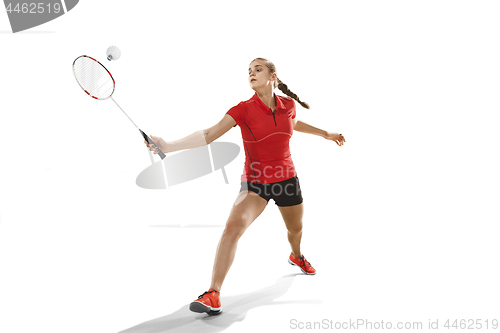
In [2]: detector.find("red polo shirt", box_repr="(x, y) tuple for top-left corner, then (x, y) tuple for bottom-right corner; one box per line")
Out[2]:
(226, 93), (297, 184)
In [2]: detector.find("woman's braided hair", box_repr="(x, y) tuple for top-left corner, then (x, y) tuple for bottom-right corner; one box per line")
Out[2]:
(251, 58), (310, 109)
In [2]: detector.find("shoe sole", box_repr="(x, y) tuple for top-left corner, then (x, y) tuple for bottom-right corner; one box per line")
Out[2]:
(189, 301), (223, 315)
(288, 259), (316, 275)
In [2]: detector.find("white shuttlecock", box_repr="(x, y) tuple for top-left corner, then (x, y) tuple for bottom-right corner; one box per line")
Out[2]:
(106, 46), (121, 61)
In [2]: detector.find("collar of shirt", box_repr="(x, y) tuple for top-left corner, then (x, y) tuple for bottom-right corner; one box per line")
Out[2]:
(251, 93), (286, 115)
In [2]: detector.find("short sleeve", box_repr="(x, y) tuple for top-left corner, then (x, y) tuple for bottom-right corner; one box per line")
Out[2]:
(290, 99), (297, 119)
(226, 102), (247, 126)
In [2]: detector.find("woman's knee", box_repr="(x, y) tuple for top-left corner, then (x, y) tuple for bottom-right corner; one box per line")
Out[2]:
(223, 217), (250, 238)
(286, 221), (303, 234)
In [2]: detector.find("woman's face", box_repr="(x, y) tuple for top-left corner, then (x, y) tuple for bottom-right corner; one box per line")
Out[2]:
(248, 60), (276, 90)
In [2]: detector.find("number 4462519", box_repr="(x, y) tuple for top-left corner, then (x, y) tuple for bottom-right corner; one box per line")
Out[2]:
(5, 3), (62, 14)
(444, 319), (499, 330)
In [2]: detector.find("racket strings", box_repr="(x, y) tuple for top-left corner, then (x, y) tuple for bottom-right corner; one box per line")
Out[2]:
(73, 57), (115, 99)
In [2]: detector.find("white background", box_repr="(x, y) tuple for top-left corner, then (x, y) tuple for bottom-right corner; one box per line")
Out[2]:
(1, 1), (499, 332)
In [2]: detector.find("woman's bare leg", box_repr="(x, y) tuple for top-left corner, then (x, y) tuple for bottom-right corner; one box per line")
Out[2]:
(209, 190), (268, 291)
(278, 203), (304, 257)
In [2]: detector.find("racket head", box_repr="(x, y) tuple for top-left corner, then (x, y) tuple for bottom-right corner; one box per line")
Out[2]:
(73, 55), (115, 100)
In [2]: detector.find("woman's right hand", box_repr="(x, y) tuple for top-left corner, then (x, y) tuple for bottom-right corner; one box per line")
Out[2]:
(144, 135), (168, 154)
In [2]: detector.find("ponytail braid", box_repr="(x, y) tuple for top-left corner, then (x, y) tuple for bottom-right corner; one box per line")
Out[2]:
(276, 78), (310, 109)
(250, 58), (311, 109)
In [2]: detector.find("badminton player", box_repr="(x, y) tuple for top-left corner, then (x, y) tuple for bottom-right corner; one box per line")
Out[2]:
(145, 58), (345, 315)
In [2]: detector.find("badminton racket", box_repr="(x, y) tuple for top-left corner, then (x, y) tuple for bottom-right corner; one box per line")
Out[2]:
(72, 55), (166, 159)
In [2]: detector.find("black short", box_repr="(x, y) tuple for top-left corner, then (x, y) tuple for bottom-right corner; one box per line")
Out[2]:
(239, 175), (303, 207)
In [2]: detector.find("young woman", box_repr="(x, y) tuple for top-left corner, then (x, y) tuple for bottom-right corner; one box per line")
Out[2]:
(145, 58), (345, 315)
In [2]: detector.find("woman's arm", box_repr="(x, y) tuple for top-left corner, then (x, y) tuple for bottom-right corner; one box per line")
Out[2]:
(146, 114), (237, 154)
(293, 118), (345, 146)
(293, 118), (327, 137)
(205, 114), (237, 144)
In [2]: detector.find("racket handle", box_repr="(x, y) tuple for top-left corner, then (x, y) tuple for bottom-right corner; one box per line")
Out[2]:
(140, 129), (166, 160)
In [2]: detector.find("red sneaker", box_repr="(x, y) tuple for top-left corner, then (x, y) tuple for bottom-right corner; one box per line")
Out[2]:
(288, 253), (316, 275)
(189, 289), (222, 315)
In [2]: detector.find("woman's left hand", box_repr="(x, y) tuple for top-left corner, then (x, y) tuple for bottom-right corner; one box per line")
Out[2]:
(324, 132), (346, 146)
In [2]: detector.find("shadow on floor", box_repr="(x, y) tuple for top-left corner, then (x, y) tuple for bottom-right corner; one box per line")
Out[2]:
(119, 273), (322, 333)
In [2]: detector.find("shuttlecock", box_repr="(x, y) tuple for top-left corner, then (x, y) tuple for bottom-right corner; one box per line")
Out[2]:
(106, 46), (121, 61)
